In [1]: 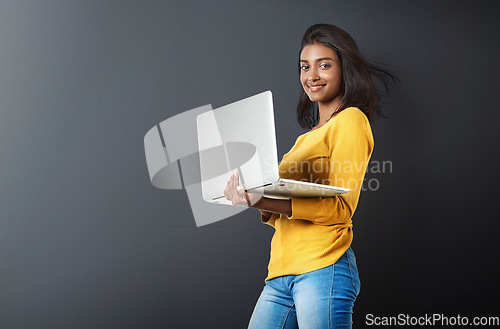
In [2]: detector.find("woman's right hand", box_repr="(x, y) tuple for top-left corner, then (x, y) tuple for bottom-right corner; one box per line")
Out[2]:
(224, 170), (262, 207)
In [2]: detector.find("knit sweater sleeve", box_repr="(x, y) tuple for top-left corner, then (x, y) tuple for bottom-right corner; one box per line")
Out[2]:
(261, 212), (279, 228)
(285, 108), (374, 226)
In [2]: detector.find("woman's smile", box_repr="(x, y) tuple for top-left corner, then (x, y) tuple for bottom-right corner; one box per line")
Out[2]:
(307, 84), (326, 92)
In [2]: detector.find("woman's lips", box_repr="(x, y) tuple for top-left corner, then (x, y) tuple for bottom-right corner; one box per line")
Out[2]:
(308, 84), (325, 92)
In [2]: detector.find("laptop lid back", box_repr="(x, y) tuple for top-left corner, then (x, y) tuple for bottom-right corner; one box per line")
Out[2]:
(196, 91), (279, 204)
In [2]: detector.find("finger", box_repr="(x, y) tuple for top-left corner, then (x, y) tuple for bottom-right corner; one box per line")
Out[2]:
(237, 185), (244, 199)
(228, 178), (237, 201)
(226, 172), (235, 200)
(224, 176), (231, 198)
(237, 186), (248, 205)
(231, 170), (238, 189)
(236, 172), (248, 204)
(228, 170), (244, 204)
(228, 171), (233, 189)
(227, 171), (233, 191)
(234, 173), (243, 199)
(232, 190), (244, 206)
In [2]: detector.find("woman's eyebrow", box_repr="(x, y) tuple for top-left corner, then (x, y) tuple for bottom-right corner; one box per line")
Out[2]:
(300, 57), (335, 63)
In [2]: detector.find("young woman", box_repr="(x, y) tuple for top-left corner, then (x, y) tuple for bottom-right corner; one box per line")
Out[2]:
(224, 24), (396, 329)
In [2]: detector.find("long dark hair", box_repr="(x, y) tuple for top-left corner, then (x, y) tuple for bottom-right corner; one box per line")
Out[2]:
(297, 24), (398, 129)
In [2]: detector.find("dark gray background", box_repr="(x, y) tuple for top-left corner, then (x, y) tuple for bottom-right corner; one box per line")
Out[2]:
(1, 0), (499, 328)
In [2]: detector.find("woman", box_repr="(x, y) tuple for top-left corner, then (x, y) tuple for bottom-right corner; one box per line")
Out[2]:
(224, 24), (396, 329)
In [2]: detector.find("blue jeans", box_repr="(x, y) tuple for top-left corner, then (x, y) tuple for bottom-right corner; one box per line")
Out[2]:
(248, 247), (360, 329)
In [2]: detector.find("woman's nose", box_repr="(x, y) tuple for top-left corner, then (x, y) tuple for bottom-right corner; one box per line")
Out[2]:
(307, 70), (319, 82)
(308, 75), (319, 82)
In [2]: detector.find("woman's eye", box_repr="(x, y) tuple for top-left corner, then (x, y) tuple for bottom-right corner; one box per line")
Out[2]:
(320, 63), (331, 69)
(300, 65), (309, 71)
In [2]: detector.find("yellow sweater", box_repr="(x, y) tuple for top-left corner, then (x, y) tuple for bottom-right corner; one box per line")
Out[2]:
(261, 107), (374, 281)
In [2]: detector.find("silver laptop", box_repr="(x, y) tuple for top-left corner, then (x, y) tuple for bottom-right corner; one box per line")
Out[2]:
(196, 90), (349, 205)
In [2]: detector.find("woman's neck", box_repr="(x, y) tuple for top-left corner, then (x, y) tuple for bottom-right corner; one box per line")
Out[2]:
(316, 94), (343, 128)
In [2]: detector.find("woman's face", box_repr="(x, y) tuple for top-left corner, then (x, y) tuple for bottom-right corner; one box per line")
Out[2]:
(300, 42), (343, 106)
